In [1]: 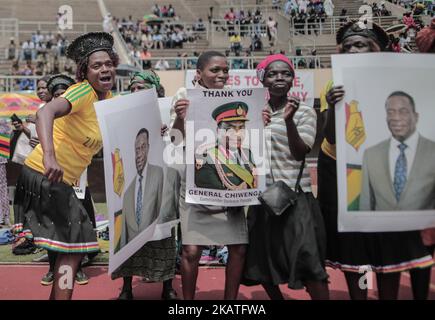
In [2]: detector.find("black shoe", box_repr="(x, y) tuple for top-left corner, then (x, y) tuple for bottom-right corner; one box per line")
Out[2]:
(33, 253), (49, 262)
(75, 270), (89, 285)
(161, 288), (178, 300)
(41, 271), (54, 286)
(80, 255), (90, 267)
(118, 290), (133, 300)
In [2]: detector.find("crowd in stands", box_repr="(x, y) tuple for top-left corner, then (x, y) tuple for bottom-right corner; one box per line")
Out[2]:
(284, 0), (328, 35)
(152, 3), (177, 18)
(220, 7), (267, 36)
(387, 0), (435, 16)
(370, 2), (392, 17)
(284, 0), (328, 15)
(386, 9), (430, 53)
(115, 11), (207, 69)
(3, 1), (434, 82)
(4, 30), (75, 90)
(219, 7), (279, 55)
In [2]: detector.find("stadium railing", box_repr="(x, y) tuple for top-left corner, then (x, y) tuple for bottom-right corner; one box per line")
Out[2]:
(218, 3), (279, 17)
(17, 21), (103, 38)
(210, 19), (269, 37)
(0, 54), (329, 91)
(287, 14), (428, 36)
(0, 18), (19, 41)
(133, 55), (329, 70)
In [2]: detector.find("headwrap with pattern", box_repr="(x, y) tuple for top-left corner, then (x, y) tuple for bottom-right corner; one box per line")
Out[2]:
(129, 70), (161, 90)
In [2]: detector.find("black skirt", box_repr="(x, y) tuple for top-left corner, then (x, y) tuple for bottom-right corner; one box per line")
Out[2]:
(242, 192), (329, 290)
(110, 230), (177, 281)
(13, 165), (99, 254)
(317, 149), (434, 273)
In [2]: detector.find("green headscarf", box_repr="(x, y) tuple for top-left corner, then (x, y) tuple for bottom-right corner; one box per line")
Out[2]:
(129, 70), (161, 90)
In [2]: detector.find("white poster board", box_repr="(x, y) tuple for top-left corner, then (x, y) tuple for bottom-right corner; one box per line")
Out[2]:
(158, 97), (173, 127)
(333, 53), (435, 232)
(73, 169), (87, 200)
(95, 89), (178, 274)
(185, 88), (267, 207)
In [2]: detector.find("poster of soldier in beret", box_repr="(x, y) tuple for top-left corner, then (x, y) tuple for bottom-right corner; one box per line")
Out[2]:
(185, 88), (267, 207)
(95, 89), (179, 274)
(333, 53), (435, 232)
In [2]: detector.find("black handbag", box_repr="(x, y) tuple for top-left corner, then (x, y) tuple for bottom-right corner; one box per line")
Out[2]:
(258, 158), (305, 216)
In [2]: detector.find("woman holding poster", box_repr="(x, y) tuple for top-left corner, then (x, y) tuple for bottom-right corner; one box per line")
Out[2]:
(412, 19), (435, 300)
(242, 54), (329, 300)
(170, 51), (248, 300)
(111, 70), (179, 301)
(13, 32), (118, 300)
(318, 21), (433, 300)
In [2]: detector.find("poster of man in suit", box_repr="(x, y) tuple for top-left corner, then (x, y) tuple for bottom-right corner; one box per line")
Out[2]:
(119, 128), (163, 249)
(95, 89), (179, 274)
(332, 53), (435, 232)
(185, 88), (267, 207)
(359, 91), (435, 212)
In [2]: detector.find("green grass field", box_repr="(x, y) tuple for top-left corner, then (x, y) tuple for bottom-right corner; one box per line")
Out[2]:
(0, 204), (110, 264)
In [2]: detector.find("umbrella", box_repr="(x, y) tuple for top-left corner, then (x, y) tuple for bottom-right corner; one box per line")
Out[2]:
(412, 0), (433, 4)
(143, 14), (164, 25)
(385, 24), (408, 35)
(0, 93), (41, 119)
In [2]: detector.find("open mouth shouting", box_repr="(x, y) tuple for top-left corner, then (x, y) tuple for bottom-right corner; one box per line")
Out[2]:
(99, 75), (113, 88)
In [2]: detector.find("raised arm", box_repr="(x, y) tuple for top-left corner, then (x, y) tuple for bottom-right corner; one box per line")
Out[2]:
(323, 85), (345, 145)
(171, 99), (189, 141)
(284, 97), (311, 161)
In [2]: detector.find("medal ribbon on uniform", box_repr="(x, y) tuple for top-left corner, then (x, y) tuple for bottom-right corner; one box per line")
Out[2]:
(213, 147), (255, 189)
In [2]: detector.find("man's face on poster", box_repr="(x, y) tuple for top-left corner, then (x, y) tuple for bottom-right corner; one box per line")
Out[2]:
(386, 95), (418, 142)
(217, 120), (246, 149)
(135, 132), (149, 174)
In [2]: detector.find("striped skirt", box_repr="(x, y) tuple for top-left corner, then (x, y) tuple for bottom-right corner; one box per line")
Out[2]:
(13, 165), (99, 254)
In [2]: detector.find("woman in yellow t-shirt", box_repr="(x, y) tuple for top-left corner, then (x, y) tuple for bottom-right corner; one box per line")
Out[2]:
(13, 32), (118, 300)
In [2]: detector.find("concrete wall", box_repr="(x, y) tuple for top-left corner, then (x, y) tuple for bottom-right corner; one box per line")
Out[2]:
(274, 12), (292, 53)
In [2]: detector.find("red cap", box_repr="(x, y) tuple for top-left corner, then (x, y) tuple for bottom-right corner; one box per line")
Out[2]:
(256, 54), (294, 82)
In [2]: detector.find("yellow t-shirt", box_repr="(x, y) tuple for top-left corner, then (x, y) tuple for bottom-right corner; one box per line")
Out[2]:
(25, 80), (112, 185)
(230, 35), (241, 44)
(319, 79), (336, 160)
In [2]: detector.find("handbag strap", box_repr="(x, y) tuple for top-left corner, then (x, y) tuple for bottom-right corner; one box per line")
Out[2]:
(294, 157), (306, 192)
(269, 155), (306, 191)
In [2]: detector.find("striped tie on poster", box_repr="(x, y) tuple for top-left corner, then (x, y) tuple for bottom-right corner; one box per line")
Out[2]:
(345, 100), (366, 211)
(0, 133), (11, 159)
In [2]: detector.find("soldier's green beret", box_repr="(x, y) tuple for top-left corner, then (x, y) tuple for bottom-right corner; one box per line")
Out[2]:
(212, 101), (249, 123)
